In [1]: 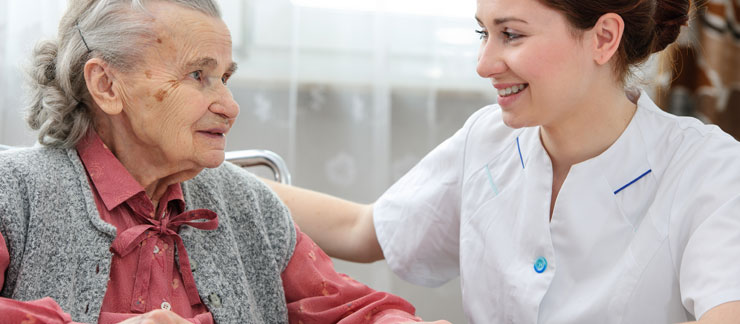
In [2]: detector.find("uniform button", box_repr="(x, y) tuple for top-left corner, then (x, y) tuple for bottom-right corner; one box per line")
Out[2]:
(534, 257), (548, 273)
(209, 293), (222, 307)
(160, 301), (171, 311)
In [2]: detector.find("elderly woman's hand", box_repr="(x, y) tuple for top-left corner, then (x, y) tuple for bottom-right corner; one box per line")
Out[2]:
(116, 309), (192, 324)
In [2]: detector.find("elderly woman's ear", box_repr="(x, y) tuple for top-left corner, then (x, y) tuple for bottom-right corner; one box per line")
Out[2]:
(83, 58), (123, 115)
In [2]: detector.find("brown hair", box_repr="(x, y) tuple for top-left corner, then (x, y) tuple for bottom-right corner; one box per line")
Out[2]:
(537, 0), (690, 81)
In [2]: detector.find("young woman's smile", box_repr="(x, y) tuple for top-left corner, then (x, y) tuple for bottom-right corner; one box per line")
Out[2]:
(493, 82), (529, 107)
(475, 0), (596, 129)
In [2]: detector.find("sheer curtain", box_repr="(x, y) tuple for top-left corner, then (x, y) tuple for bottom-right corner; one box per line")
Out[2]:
(0, 0), (497, 321)
(0, 1), (68, 146)
(225, 2), (493, 321)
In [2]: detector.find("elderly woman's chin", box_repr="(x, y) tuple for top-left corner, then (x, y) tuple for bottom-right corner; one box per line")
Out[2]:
(190, 131), (230, 168)
(196, 150), (227, 169)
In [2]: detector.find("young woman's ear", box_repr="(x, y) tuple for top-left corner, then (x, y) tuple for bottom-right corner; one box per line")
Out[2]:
(84, 58), (123, 115)
(591, 13), (625, 65)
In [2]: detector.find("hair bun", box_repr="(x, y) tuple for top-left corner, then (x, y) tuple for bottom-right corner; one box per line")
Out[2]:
(652, 0), (690, 53)
(26, 40), (61, 131)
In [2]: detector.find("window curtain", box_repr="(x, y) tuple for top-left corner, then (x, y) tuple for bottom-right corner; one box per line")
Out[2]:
(0, 1), (67, 146)
(0, 1), (490, 322)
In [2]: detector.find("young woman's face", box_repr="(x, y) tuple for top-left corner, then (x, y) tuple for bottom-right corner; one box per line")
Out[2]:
(476, 0), (597, 129)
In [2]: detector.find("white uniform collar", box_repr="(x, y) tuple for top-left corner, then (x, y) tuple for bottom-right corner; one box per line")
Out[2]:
(516, 89), (655, 196)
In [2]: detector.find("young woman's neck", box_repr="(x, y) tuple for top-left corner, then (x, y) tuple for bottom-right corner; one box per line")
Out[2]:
(540, 83), (637, 171)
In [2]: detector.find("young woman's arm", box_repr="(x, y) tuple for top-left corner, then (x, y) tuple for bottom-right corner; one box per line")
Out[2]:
(264, 179), (384, 263)
(679, 301), (740, 324)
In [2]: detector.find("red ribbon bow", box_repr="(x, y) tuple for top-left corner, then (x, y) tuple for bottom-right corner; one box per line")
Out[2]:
(110, 208), (218, 313)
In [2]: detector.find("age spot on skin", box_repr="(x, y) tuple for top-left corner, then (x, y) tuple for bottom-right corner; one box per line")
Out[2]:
(156, 38), (162, 44)
(145, 70), (152, 79)
(152, 79), (181, 102)
(154, 88), (168, 102)
(166, 79), (181, 90)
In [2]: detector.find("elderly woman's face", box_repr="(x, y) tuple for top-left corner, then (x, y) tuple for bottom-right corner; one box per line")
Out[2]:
(115, 2), (238, 170)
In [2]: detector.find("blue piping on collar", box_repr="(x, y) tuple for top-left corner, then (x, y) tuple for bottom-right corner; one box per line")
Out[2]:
(516, 137), (524, 169)
(614, 169), (652, 195)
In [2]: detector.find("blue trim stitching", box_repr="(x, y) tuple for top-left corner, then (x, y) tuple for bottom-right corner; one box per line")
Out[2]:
(516, 137), (525, 169)
(485, 165), (500, 195)
(613, 169), (652, 195)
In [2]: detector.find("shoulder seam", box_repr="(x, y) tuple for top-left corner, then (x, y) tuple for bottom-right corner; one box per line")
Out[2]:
(642, 105), (729, 141)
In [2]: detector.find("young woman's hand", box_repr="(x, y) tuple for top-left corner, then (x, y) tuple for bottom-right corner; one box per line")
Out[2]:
(116, 310), (192, 324)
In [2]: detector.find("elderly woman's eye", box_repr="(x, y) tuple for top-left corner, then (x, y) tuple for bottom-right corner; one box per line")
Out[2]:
(189, 70), (203, 81)
(221, 74), (230, 85)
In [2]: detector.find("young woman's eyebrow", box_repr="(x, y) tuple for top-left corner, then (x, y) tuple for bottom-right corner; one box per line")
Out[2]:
(493, 17), (528, 25)
(475, 16), (529, 26)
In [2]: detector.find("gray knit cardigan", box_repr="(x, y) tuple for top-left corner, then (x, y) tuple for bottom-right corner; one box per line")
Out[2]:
(0, 146), (297, 323)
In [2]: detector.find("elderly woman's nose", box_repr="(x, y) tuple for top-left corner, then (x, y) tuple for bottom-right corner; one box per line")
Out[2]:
(210, 94), (239, 120)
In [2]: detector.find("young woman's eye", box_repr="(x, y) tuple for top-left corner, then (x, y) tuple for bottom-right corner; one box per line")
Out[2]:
(502, 30), (523, 42)
(475, 29), (489, 40)
(189, 70), (203, 81)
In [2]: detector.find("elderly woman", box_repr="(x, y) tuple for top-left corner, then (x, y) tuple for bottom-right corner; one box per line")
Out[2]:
(0, 1), (447, 323)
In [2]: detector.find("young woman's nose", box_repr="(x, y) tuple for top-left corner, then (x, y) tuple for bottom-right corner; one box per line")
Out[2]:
(476, 42), (507, 78)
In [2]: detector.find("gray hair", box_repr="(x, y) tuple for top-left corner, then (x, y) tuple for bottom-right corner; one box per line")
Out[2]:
(25, 0), (221, 148)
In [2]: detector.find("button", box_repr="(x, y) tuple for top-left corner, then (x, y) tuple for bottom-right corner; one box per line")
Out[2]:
(534, 257), (548, 273)
(209, 293), (222, 307)
(153, 246), (160, 254)
(160, 301), (171, 311)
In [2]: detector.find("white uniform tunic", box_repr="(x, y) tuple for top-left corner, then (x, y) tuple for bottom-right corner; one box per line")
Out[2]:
(374, 91), (740, 323)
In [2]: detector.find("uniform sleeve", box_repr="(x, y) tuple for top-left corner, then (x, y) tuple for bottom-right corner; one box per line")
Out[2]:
(373, 107), (489, 287)
(282, 226), (420, 324)
(675, 135), (740, 319)
(679, 194), (740, 319)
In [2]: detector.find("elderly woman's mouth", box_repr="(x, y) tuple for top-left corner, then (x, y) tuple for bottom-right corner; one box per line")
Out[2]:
(198, 130), (226, 138)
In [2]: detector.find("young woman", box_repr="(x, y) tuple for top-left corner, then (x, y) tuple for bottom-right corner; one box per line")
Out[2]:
(269, 0), (740, 322)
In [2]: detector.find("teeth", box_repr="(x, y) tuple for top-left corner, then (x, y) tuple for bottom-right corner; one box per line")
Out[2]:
(498, 84), (526, 97)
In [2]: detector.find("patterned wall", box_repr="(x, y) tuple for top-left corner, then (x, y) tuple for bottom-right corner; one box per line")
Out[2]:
(657, 0), (740, 139)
